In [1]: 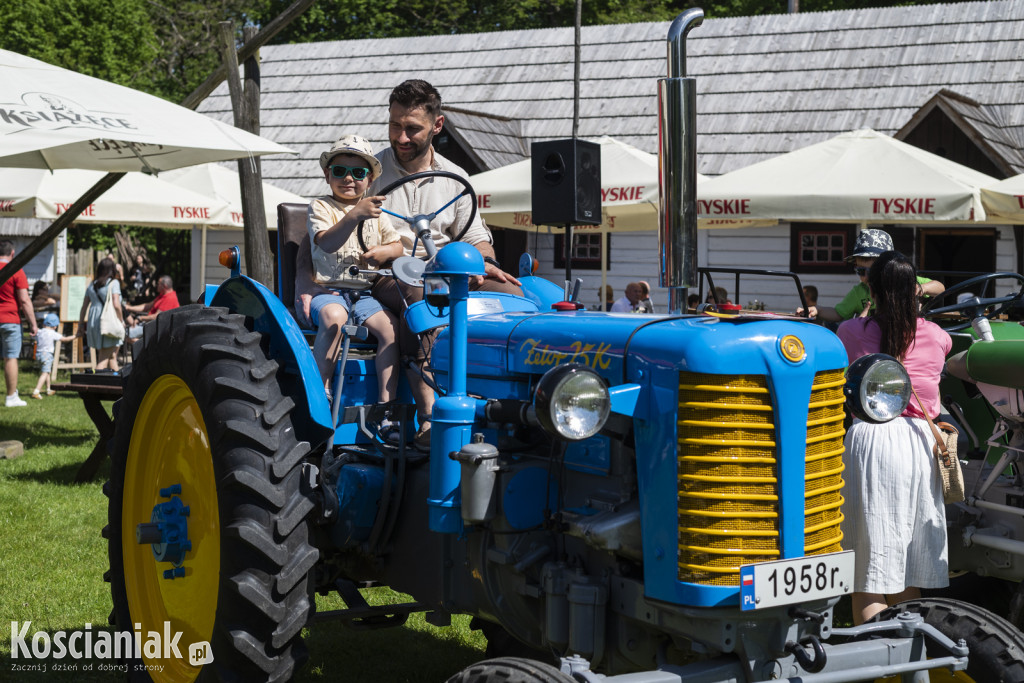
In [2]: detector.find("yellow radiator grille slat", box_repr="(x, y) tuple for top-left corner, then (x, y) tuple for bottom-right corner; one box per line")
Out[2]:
(803, 369), (846, 558)
(677, 368), (847, 587)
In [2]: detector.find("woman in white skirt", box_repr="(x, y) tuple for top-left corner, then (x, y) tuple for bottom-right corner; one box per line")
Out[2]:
(837, 251), (952, 624)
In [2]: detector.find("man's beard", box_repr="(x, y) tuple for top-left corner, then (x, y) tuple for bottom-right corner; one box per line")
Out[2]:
(391, 136), (432, 164)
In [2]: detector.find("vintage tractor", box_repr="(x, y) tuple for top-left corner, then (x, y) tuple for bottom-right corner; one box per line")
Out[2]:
(104, 10), (1024, 683)
(917, 272), (1024, 628)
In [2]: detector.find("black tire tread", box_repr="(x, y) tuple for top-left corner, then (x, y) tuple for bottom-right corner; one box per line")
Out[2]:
(446, 657), (575, 683)
(106, 305), (317, 682)
(877, 597), (1024, 682)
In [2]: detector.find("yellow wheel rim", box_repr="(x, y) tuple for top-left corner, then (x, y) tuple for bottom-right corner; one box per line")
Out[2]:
(122, 374), (219, 682)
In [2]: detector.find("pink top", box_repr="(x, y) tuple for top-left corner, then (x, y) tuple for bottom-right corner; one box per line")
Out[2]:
(837, 317), (952, 419)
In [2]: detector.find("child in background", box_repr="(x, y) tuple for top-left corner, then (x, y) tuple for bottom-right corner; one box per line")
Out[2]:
(799, 230), (944, 321)
(31, 313), (75, 399)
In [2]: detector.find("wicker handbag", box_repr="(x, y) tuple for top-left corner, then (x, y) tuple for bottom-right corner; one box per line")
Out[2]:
(99, 282), (125, 341)
(911, 385), (964, 504)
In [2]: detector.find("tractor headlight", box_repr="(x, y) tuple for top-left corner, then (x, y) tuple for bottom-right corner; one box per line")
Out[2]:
(534, 364), (610, 441)
(844, 353), (911, 424)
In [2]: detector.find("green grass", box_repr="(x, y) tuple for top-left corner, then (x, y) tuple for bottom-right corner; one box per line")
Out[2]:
(0, 361), (485, 682)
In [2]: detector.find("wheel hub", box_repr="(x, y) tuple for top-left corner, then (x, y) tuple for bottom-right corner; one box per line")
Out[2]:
(136, 483), (192, 574)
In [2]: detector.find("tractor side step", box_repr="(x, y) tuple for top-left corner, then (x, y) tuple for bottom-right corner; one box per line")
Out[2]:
(314, 578), (427, 630)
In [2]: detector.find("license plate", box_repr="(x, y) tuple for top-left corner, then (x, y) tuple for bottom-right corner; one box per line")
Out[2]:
(740, 551), (854, 611)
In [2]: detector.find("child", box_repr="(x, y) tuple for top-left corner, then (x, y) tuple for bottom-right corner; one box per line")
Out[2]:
(303, 135), (406, 437)
(799, 229), (944, 322)
(31, 313), (75, 399)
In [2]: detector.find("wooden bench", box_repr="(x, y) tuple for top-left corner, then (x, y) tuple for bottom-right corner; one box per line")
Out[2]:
(51, 372), (122, 482)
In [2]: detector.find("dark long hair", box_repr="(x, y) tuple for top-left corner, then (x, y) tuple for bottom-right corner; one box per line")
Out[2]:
(867, 251), (918, 359)
(93, 257), (116, 292)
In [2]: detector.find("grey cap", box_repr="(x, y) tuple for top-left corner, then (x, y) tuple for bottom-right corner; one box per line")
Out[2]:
(847, 229), (893, 261)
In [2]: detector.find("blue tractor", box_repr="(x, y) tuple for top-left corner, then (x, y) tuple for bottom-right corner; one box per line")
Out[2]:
(104, 10), (1024, 683)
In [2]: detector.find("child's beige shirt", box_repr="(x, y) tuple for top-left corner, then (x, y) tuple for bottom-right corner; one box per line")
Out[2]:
(307, 195), (400, 289)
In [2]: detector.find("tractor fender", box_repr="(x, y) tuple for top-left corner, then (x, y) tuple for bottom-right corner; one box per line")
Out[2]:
(210, 275), (334, 444)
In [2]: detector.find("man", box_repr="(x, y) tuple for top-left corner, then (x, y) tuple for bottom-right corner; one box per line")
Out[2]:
(610, 283), (642, 312)
(125, 275), (179, 338)
(637, 280), (655, 313)
(0, 241), (38, 407)
(370, 79), (522, 291)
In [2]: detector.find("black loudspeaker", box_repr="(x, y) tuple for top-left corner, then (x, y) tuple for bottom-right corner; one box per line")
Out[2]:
(531, 138), (602, 226)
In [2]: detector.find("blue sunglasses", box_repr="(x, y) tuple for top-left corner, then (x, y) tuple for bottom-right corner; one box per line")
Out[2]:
(330, 165), (370, 181)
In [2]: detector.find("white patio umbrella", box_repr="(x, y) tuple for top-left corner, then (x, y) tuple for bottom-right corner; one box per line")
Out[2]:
(981, 174), (1024, 223)
(471, 136), (773, 232)
(159, 163), (308, 284)
(0, 167), (230, 228)
(0, 50), (294, 172)
(160, 163), (306, 229)
(696, 129), (998, 223)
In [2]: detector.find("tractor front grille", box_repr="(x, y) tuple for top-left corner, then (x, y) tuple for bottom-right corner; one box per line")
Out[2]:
(803, 369), (846, 555)
(676, 370), (846, 586)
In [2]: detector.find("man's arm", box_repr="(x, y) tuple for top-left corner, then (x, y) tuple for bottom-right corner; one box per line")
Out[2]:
(16, 288), (37, 335)
(124, 300), (152, 314)
(471, 241), (522, 287)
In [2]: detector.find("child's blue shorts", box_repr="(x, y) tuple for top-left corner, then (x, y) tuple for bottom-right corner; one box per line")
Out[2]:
(309, 289), (384, 328)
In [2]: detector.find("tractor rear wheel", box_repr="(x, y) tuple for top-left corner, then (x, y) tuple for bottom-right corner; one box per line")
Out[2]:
(875, 597), (1024, 682)
(106, 305), (317, 682)
(446, 657), (576, 683)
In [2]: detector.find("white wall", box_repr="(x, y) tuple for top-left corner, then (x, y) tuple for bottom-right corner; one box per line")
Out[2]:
(2, 235), (56, 287)
(518, 224), (1022, 312)
(190, 227), (251, 301)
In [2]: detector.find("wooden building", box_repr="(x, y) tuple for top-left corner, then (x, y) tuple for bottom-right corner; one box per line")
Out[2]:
(192, 0), (1024, 309)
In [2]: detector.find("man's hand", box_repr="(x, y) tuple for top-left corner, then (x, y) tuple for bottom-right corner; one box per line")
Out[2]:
(294, 285), (335, 328)
(473, 262), (522, 288)
(797, 305), (818, 318)
(471, 242), (522, 288)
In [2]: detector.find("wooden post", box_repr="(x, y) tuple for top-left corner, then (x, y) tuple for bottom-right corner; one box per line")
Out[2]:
(181, 0), (316, 111)
(218, 21), (274, 288)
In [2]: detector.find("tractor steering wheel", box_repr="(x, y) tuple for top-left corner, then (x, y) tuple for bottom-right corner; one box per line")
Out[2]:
(920, 272), (1024, 331)
(358, 170), (478, 255)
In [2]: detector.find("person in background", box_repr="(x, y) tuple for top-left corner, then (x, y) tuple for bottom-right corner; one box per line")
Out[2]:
(611, 282), (642, 312)
(637, 280), (655, 313)
(0, 240), (38, 407)
(79, 257), (124, 372)
(706, 286), (730, 305)
(837, 251), (951, 625)
(802, 285), (818, 309)
(125, 275), (180, 339)
(799, 229), (944, 322)
(32, 280), (59, 309)
(599, 284), (615, 311)
(687, 293), (700, 312)
(30, 313), (75, 399)
(128, 252), (153, 302)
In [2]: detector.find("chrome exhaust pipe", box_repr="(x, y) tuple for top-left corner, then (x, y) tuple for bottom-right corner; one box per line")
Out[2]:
(658, 8), (703, 313)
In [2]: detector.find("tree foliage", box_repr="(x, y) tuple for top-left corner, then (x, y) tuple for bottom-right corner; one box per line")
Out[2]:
(0, 0), (158, 87)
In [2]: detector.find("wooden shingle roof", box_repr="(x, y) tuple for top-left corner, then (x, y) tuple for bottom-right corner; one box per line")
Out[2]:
(199, 0), (1024, 198)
